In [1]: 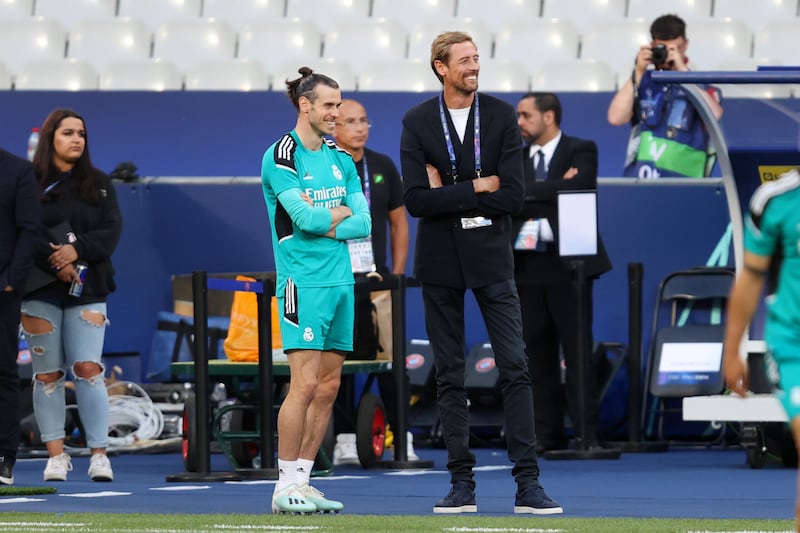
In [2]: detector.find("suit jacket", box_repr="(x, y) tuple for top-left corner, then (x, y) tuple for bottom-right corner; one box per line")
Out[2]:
(401, 93), (524, 289)
(0, 148), (41, 293)
(513, 134), (612, 284)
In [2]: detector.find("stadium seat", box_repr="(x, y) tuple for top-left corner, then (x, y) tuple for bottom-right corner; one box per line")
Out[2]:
(271, 58), (358, 92)
(358, 59), (440, 92)
(99, 59), (182, 91)
(627, 0), (713, 20)
(371, 0), (456, 26)
(285, 0), (370, 26)
(68, 17), (152, 73)
(15, 58), (97, 90)
(753, 20), (800, 65)
(0, 0), (33, 18)
(494, 19), (580, 74)
(407, 18), (493, 61)
(0, 17), (66, 75)
(541, 0), (626, 31)
(477, 59), (531, 92)
(0, 62), (10, 89)
(714, 59), (793, 99)
(323, 19), (408, 73)
(713, 0), (797, 30)
(454, 0), (541, 30)
(580, 19), (651, 85)
(532, 59), (616, 92)
(152, 19), (236, 71)
(683, 18), (752, 70)
(33, 0), (116, 29)
(201, 0), (285, 29)
(117, 0), (202, 30)
(185, 59), (269, 91)
(238, 18), (323, 73)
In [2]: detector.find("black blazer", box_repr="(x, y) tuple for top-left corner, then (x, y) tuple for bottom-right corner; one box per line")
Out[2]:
(513, 134), (612, 283)
(401, 93), (524, 289)
(0, 148), (41, 293)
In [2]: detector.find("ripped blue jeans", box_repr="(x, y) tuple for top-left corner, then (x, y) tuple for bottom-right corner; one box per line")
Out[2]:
(21, 299), (109, 449)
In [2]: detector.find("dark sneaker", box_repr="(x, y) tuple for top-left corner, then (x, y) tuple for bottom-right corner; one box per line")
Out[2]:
(433, 481), (477, 514)
(0, 456), (14, 485)
(514, 483), (563, 515)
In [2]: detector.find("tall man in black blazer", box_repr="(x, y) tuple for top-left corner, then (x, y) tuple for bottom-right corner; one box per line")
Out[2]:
(514, 93), (612, 453)
(0, 147), (41, 485)
(401, 32), (561, 515)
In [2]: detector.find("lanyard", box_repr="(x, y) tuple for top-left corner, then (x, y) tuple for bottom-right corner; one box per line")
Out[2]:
(437, 92), (481, 184)
(360, 154), (371, 208)
(44, 179), (62, 195)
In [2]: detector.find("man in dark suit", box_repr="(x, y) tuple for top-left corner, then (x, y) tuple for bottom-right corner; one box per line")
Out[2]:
(0, 147), (41, 485)
(401, 32), (561, 515)
(514, 92), (612, 453)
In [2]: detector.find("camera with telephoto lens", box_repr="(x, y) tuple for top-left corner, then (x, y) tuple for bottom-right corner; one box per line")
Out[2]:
(650, 44), (668, 67)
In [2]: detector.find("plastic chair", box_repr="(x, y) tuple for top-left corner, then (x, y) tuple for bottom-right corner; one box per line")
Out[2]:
(201, 0), (285, 29)
(532, 59), (615, 92)
(152, 18), (236, 71)
(284, 0), (370, 26)
(185, 59), (269, 91)
(15, 58), (97, 90)
(117, 0), (202, 30)
(683, 18), (752, 71)
(33, 0), (116, 29)
(0, 0), (33, 18)
(371, 0), (456, 26)
(541, 0), (626, 31)
(68, 17), (152, 73)
(714, 59), (793, 99)
(99, 59), (182, 91)
(455, 0), (541, 31)
(0, 17), (66, 75)
(713, 0), (797, 30)
(0, 62), (11, 89)
(238, 18), (322, 73)
(754, 20), (800, 65)
(407, 18), (493, 61)
(642, 267), (735, 442)
(323, 19), (408, 73)
(358, 59), (439, 92)
(580, 18), (651, 84)
(494, 19), (579, 74)
(478, 59), (530, 92)
(271, 58), (357, 92)
(627, 0), (713, 20)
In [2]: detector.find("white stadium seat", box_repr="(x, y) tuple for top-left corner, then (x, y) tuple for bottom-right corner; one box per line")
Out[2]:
(185, 59), (269, 91)
(201, 0), (285, 29)
(580, 19), (651, 84)
(117, 0), (202, 30)
(33, 0), (116, 30)
(238, 18), (322, 73)
(455, 0), (541, 31)
(714, 59), (793, 99)
(323, 19), (408, 73)
(478, 59), (531, 92)
(0, 0), (33, 18)
(0, 17), (66, 75)
(407, 18), (493, 61)
(99, 59), (182, 91)
(68, 17), (152, 72)
(152, 18), (236, 71)
(627, 0), (712, 20)
(271, 58), (358, 92)
(285, 0), (370, 27)
(0, 61), (11, 89)
(15, 58), (97, 90)
(683, 18), (752, 70)
(371, 0), (456, 27)
(494, 19), (580, 73)
(753, 20), (800, 65)
(532, 59), (616, 92)
(713, 0), (797, 30)
(358, 59), (440, 92)
(541, 0), (626, 31)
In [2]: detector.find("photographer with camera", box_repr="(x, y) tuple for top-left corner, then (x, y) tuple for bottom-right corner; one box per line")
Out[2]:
(607, 14), (723, 178)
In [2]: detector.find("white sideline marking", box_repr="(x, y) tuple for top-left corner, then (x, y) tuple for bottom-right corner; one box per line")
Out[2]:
(60, 491), (131, 498)
(444, 528), (565, 532)
(150, 485), (211, 491)
(212, 526), (323, 530)
(0, 522), (88, 528)
(0, 498), (47, 504)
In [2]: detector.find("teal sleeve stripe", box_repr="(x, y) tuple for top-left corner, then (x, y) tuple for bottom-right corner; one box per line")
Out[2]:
(277, 188), (332, 235)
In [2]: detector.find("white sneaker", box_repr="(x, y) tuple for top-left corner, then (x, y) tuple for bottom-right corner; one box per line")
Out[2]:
(44, 453), (73, 481)
(332, 433), (360, 466)
(88, 453), (114, 482)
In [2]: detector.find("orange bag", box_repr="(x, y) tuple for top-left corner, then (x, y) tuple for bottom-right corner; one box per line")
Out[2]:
(223, 275), (281, 362)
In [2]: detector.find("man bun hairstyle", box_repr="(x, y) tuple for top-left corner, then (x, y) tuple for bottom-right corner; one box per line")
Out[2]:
(286, 66), (340, 110)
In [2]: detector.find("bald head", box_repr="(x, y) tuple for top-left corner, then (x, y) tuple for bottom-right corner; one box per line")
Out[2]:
(333, 99), (370, 160)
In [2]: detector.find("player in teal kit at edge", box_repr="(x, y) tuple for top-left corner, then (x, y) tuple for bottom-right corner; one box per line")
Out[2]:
(261, 67), (371, 514)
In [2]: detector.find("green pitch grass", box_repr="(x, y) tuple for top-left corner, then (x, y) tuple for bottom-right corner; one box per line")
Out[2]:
(0, 512), (793, 532)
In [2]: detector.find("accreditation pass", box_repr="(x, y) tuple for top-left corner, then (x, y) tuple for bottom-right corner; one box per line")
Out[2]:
(460, 216), (492, 229)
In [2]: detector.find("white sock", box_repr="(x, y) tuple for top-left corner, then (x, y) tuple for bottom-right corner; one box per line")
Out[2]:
(275, 459), (297, 492)
(296, 458), (314, 485)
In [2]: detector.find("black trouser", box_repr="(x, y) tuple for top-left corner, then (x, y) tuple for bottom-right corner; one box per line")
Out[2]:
(422, 279), (540, 489)
(0, 291), (21, 460)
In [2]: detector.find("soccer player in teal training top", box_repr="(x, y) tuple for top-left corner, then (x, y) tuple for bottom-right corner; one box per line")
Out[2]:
(723, 169), (800, 531)
(261, 67), (371, 514)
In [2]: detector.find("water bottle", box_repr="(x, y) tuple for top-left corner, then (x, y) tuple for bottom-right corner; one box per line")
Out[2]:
(27, 127), (39, 161)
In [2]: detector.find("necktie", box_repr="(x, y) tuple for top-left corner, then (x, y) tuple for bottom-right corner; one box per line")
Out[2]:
(535, 149), (547, 180)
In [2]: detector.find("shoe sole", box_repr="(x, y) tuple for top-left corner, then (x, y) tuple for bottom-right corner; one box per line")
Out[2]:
(433, 505), (477, 514)
(271, 505), (317, 515)
(514, 505), (564, 515)
(0, 476), (13, 485)
(44, 475), (67, 482)
(91, 475), (113, 482)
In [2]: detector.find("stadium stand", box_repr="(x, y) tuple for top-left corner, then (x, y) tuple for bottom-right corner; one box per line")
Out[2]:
(371, 0), (456, 26)
(627, 0), (713, 20)
(494, 19), (580, 75)
(358, 59), (440, 92)
(67, 17), (152, 73)
(33, 0), (116, 30)
(271, 58), (358, 92)
(579, 19), (650, 86)
(407, 18), (493, 61)
(117, 0), (202, 30)
(323, 18), (408, 74)
(541, 0), (627, 31)
(237, 18), (323, 74)
(532, 59), (616, 92)
(0, 17), (66, 76)
(98, 59), (182, 91)
(201, 0), (285, 29)
(184, 59), (270, 92)
(152, 18), (236, 72)
(14, 58), (97, 90)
